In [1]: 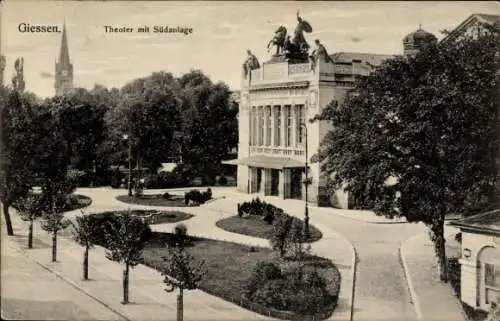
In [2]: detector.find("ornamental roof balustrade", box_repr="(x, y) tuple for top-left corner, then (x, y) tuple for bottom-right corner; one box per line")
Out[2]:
(247, 61), (312, 89)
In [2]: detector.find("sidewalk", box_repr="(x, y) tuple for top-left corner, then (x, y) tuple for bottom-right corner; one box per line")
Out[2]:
(400, 227), (466, 321)
(2, 208), (274, 321)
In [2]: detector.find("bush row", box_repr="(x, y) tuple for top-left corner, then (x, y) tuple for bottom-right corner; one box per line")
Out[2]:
(237, 198), (285, 224)
(184, 188), (212, 205)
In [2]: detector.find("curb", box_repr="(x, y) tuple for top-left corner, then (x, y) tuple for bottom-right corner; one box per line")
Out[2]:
(399, 234), (424, 321)
(349, 246), (358, 321)
(6, 241), (131, 321)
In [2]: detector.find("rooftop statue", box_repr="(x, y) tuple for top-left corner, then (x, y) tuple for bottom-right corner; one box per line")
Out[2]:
(242, 50), (260, 79)
(292, 10), (312, 54)
(267, 26), (287, 56)
(309, 39), (333, 71)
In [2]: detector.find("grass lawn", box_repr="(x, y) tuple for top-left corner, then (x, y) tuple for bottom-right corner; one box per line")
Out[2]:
(141, 232), (338, 319)
(216, 215), (323, 243)
(116, 194), (191, 207)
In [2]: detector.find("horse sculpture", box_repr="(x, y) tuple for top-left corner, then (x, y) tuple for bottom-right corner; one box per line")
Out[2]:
(267, 26), (287, 56)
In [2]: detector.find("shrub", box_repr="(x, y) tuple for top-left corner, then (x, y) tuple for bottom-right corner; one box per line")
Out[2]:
(174, 223), (188, 248)
(110, 169), (124, 188)
(162, 192), (171, 200)
(244, 261), (284, 299)
(206, 188), (212, 200)
(218, 175), (228, 186)
(237, 203), (243, 218)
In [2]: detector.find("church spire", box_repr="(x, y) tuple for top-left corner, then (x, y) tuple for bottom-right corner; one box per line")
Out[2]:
(58, 21), (71, 66)
(55, 19), (74, 96)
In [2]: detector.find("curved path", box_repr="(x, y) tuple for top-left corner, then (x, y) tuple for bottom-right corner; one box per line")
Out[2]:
(73, 187), (429, 321)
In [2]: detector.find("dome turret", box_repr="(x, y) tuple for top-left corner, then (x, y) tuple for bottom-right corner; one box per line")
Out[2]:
(403, 25), (437, 57)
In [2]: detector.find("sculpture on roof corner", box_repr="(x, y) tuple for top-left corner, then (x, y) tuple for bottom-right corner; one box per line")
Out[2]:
(242, 50), (260, 80)
(267, 10), (313, 61)
(309, 39), (334, 71)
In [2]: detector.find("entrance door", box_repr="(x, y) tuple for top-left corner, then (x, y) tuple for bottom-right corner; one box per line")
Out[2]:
(290, 168), (303, 199)
(271, 169), (280, 196)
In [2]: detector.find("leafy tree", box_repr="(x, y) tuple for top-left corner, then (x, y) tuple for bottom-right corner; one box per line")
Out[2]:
(115, 72), (181, 175)
(313, 27), (500, 281)
(178, 70), (238, 179)
(162, 246), (205, 321)
(71, 213), (98, 280)
(40, 199), (71, 262)
(16, 194), (43, 249)
(103, 212), (151, 304)
(0, 87), (39, 235)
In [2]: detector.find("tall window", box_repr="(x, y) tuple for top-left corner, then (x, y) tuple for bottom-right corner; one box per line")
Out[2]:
(485, 263), (500, 304)
(249, 108), (253, 146)
(252, 107), (258, 147)
(265, 106), (272, 146)
(285, 105), (292, 147)
(295, 105), (305, 146)
(274, 106), (281, 146)
(258, 106), (264, 146)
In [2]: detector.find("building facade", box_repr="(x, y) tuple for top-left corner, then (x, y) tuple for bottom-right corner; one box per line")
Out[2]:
(229, 52), (393, 208)
(450, 210), (500, 311)
(55, 22), (74, 96)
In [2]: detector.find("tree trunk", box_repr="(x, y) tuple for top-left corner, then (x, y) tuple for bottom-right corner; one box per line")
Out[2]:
(122, 263), (129, 304)
(83, 246), (89, 280)
(2, 201), (14, 236)
(430, 221), (448, 282)
(28, 218), (33, 249)
(177, 287), (183, 321)
(52, 232), (57, 262)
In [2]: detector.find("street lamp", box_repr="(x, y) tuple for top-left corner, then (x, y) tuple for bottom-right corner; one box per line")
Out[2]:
(122, 134), (133, 197)
(301, 122), (310, 239)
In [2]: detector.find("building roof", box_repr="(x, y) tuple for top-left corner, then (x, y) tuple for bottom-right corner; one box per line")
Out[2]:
(329, 52), (395, 67)
(449, 209), (500, 235)
(440, 13), (500, 44)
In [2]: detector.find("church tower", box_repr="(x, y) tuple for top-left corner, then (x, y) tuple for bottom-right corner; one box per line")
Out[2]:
(403, 25), (437, 57)
(55, 22), (73, 96)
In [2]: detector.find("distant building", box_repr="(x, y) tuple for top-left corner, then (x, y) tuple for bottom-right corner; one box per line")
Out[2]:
(440, 13), (500, 45)
(55, 22), (74, 96)
(450, 210), (500, 312)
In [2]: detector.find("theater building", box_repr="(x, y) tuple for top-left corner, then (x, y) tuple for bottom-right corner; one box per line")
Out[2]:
(226, 53), (393, 208)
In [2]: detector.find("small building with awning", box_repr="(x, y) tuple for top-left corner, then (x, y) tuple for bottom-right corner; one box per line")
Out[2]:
(449, 210), (500, 311)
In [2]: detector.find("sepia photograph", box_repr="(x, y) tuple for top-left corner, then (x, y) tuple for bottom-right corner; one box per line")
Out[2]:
(0, 1), (499, 321)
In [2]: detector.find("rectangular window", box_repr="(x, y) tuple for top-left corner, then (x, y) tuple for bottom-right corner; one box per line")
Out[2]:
(266, 106), (272, 146)
(285, 105), (292, 147)
(295, 105), (305, 146)
(249, 108), (253, 146)
(274, 106), (281, 146)
(258, 106), (264, 146)
(485, 263), (500, 288)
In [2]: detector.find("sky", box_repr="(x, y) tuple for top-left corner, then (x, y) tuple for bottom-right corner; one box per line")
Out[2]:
(1, 0), (499, 98)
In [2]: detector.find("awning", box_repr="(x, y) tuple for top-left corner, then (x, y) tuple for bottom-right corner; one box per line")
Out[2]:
(222, 155), (305, 169)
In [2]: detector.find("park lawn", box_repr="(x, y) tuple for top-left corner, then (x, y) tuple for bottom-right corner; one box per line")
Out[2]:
(216, 215), (323, 243)
(141, 233), (339, 317)
(116, 194), (190, 207)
